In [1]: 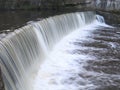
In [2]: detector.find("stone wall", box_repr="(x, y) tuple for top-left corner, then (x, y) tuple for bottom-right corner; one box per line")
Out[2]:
(87, 0), (120, 25)
(97, 11), (120, 25)
(0, 0), (92, 10)
(0, 0), (120, 12)
(90, 0), (120, 11)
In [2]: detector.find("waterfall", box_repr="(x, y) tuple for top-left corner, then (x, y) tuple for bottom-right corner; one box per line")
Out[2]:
(91, 0), (120, 11)
(96, 15), (105, 23)
(0, 11), (104, 90)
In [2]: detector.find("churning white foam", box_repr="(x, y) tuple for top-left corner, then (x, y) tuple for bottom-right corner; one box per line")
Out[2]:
(33, 20), (109, 90)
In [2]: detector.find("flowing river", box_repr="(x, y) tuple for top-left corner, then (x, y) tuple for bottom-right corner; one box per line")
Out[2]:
(0, 11), (120, 90)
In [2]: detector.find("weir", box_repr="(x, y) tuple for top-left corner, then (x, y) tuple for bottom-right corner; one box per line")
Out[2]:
(0, 11), (106, 90)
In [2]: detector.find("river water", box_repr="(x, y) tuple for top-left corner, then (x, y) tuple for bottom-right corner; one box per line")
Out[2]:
(33, 21), (120, 90)
(0, 11), (120, 90)
(84, 26), (120, 90)
(72, 26), (120, 90)
(0, 10), (56, 31)
(0, 9), (79, 31)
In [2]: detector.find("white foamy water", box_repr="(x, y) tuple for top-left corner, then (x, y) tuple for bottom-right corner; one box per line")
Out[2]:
(0, 11), (112, 90)
(33, 21), (110, 90)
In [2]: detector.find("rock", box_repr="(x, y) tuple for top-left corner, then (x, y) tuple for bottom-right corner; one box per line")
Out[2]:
(89, 0), (120, 12)
(0, 0), (92, 10)
(97, 11), (120, 25)
(0, 0), (120, 13)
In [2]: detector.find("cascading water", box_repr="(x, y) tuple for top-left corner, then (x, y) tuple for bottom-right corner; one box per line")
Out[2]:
(92, 0), (120, 10)
(0, 11), (111, 90)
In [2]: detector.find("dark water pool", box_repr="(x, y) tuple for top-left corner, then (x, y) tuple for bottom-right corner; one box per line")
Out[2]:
(0, 9), (80, 32)
(0, 10), (57, 31)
